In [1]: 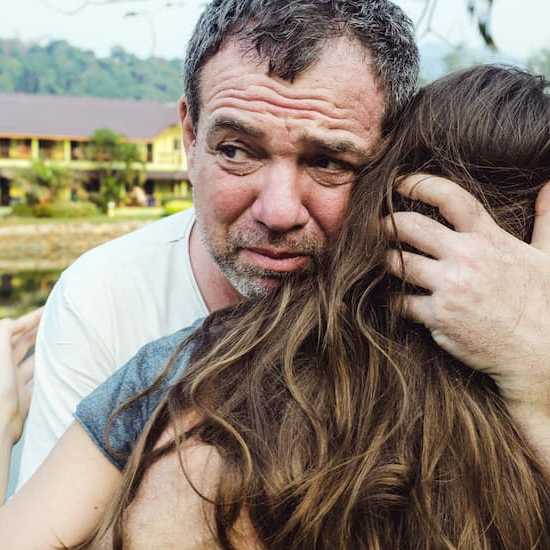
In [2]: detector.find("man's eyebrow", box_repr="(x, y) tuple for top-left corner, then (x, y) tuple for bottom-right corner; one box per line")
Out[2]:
(207, 117), (265, 140)
(303, 136), (370, 160)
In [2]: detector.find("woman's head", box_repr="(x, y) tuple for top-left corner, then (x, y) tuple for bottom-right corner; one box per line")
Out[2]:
(364, 65), (550, 238)
(80, 66), (550, 550)
(330, 65), (550, 337)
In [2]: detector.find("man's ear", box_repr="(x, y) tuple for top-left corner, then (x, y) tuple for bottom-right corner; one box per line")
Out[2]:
(179, 97), (196, 168)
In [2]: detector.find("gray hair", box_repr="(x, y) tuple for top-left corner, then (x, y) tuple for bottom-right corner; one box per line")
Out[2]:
(184, 0), (419, 131)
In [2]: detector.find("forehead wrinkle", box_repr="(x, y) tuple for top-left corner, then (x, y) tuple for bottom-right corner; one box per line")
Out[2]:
(207, 77), (339, 104)
(208, 97), (363, 132)
(205, 105), (377, 159)
(228, 86), (350, 119)
(206, 81), (352, 123)
(207, 116), (266, 141)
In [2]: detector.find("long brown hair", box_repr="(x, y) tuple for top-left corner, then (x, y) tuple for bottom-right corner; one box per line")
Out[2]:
(78, 66), (550, 549)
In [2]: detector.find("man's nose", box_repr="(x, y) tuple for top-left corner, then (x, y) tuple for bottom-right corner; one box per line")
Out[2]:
(251, 163), (309, 233)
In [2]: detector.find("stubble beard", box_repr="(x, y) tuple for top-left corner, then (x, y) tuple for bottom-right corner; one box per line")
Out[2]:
(198, 223), (325, 299)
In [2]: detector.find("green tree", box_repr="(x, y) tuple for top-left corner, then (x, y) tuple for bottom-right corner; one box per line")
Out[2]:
(0, 38), (182, 101)
(14, 161), (73, 206)
(87, 128), (145, 210)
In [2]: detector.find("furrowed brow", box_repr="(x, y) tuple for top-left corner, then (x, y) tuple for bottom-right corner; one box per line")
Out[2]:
(304, 136), (370, 161)
(207, 117), (265, 141)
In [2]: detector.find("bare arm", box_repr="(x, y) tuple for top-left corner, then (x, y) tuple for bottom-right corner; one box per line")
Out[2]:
(1, 421), (122, 549)
(18, 273), (117, 488)
(0, 310), (121, 547)
(506, 403), (550, 471)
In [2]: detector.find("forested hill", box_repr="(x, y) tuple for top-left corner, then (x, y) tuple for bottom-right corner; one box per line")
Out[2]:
(2, 37), (550, 102)
(0, 39), (183, 101)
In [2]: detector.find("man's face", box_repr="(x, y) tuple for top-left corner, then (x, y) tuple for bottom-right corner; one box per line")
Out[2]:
(182, 37), (385, 298)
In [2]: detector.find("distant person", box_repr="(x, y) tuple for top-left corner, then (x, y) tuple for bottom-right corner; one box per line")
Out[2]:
(3, 65), (550, 549)
(127, 186), (148, 207)
(16, 0), (550, 501)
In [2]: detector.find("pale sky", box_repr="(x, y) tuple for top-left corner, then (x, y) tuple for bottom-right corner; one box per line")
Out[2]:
(1, 0), (549, 61)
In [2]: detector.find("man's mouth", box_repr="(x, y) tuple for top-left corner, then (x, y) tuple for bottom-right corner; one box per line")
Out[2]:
(242, 247), (310, 272)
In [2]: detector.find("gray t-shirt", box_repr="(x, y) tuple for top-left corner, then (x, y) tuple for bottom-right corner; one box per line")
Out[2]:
(74, 320), (203, 470)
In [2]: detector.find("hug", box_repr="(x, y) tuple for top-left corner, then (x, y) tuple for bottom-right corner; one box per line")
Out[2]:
(3, 1), (550, 549)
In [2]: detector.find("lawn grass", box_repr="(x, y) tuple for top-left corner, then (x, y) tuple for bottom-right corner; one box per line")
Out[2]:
(0, 206), (164, 225)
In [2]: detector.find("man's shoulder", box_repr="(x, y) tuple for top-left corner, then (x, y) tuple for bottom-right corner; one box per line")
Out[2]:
(62, 209), (194, 289)
(77, 209), (193, 267)
(43, 206), (206, 369)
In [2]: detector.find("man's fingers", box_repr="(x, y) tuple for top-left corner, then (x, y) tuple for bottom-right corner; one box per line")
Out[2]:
(400, 294), (434, 326)
(386, 250), (441, 290)
(11, 307), (43, 337)
(12, 328), (37, 367)
(18, 383), (33, 431)
(384, 211), (458, 259)
(397, 174), (495, 234)
(11, 308), (42, 365)
(18, 354), (34, 386)
(531, 181), (550, 252)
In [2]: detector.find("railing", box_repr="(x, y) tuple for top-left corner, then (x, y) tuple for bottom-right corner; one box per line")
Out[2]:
(0, 140), (185, 168)
(154, 151), (183, 166)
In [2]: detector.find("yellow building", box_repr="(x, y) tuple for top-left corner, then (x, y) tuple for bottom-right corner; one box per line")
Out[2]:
(0, 93), (188, 205)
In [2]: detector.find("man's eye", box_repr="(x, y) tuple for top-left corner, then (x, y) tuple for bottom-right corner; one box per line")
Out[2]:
(307, 156), (357, 187)
(311, 156), (351, 171)
(217, 144), (247, 161)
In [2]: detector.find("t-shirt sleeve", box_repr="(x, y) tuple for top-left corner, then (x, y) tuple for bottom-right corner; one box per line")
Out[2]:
(74, 320), (202, 470)
(17, 270), (117, 490)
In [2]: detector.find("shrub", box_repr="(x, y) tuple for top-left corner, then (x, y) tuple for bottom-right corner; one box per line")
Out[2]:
(10, 203), (35, 217)
(33, 201), (99, 218)
(87, 192), (109, 212)
(163, 199), (193, 216)
(159, 194), (191, 206)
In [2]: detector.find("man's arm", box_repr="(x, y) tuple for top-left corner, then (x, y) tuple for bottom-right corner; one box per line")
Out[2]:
(17, 272), (115, 488)
(386, 175), (550, 464)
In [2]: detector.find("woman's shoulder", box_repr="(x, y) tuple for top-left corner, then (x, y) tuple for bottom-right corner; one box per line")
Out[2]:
(136, 317), (205, 382)
(74, 318), (205, 471)
(123, 415), (260, 550)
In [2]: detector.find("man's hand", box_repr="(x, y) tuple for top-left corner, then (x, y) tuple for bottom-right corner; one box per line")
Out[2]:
(386, 174), (550, 412)
(0, 308), (42, 445)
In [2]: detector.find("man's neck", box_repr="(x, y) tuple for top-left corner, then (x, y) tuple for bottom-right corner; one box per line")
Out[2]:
(189, 223), (242, 312)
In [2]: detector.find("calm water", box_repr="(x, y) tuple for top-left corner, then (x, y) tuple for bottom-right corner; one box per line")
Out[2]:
(0, 270), (61, 318)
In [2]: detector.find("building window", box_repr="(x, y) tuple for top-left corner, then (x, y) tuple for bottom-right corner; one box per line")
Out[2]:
(10, 139), (32, 159)
(0, 178), (10, 206)
(173, 138), (180, 151)
(0, 139), (9, 158)
(85, 178), (100, 193)
(71, 141), (86, 161)
(39, 140), (65, 161)
(147, 143), (153, 163)
(39, 140), (54, 160)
